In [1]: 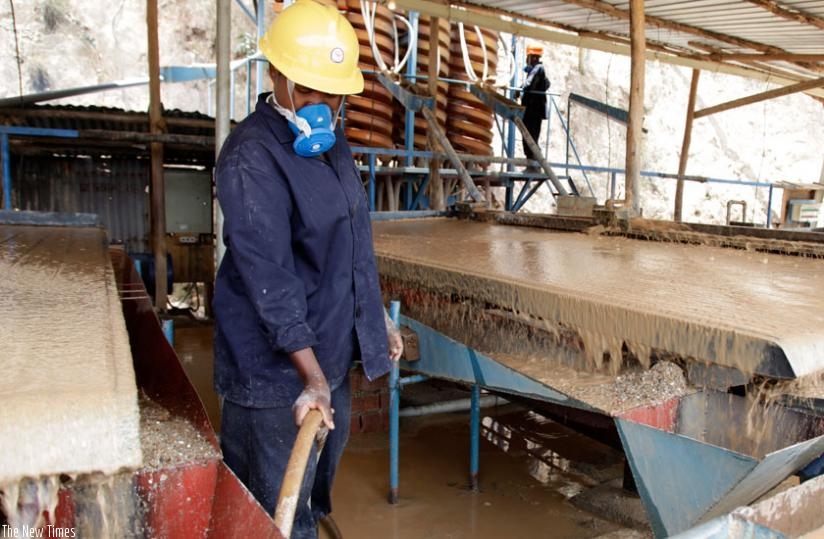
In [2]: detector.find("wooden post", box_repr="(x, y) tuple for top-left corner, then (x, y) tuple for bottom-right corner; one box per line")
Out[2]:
(674, 69), (700, 222)
(624, 0), (645, 216)
(147, 0), (167, 310)
(427, 16), (445, 211)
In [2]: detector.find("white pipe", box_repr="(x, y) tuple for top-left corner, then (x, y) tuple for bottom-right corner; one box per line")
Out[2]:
(399, 395), (507, 417)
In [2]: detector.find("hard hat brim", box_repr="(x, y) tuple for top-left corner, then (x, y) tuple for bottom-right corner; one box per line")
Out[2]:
(276, 60), (365, 96)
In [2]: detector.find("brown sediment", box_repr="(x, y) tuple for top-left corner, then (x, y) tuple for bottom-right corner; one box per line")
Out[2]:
(138, 393), (219, 470)
(621, 217), (824, 258)
(373, 218), (824, 383)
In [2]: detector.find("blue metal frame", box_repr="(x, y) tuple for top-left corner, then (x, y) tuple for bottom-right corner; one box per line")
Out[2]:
(617, 393), (824, 538)
(386, 311), (597, 504)
(0, 126), (80, 210)
(388, 300), (401, 504)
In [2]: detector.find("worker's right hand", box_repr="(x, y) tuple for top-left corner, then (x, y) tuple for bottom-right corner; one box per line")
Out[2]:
(293, 381), (334, 430)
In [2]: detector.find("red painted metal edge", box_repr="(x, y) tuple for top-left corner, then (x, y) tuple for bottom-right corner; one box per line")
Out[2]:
(618, 395), (680, 432)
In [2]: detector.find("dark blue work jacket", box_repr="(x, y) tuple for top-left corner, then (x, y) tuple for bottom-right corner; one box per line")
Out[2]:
(213, 93), (391, 408)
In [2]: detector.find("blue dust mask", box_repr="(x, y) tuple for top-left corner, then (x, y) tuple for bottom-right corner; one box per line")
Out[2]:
(287, 103), (336, 157)
(268, 83), (338, 158)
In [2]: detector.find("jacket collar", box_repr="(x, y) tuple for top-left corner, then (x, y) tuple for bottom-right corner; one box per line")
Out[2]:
(256, 92), (347, 174)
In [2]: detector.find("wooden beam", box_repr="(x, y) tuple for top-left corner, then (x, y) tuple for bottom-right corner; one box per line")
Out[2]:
(427, 15), (445, 210)
(704, 53), (824, 63)
(558, 0), (780, 55)
(694, 77), (824, 119)
(686, 41), (824, 84)
(743, 0), (824, 31)
(674, 69), (700, 223)
(147, 0), (167, 311)
(555, 0), (823, 73)
(625, 0), (644, 216)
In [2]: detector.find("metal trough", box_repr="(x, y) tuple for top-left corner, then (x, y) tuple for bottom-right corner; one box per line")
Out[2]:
(617, 391), (824, 538)
(0, 214), (283, 538)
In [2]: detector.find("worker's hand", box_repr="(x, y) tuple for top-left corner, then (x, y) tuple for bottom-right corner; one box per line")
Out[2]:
(384, 308), (404, 361)
(293, 380), (334, 430)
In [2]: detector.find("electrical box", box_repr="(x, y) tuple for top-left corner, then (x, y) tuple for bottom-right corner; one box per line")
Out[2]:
(164, 169), (212, 235)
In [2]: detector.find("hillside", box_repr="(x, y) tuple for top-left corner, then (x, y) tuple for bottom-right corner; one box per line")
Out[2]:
(2, 0), (823, 225)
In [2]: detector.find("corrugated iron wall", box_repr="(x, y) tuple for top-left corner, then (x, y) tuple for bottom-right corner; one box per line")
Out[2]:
(15, 154), (150, 253)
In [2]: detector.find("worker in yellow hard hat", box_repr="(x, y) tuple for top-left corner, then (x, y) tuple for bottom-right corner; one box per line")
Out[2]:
(519, 42), (550, 171)
(213, 1), (402, 536)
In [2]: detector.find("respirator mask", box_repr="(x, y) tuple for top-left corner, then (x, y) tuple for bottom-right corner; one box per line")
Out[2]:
(269, 79), (342, 158)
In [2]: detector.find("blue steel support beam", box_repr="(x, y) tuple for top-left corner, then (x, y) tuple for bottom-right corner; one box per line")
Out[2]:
(159, 65), (217, 83)
(1, 133), (9, 210)
(400, 316), (592, 409)
(468, 84), (525, 121)
(368, 153), (377, 211)
(506, 33), (519, 174)
(162, 319), (175, 346)
(378, 72), (434, 112)
(1, 127), (80, 210)
(371, 210), (448, 221)
(404, 12), (419, 169)
(512, 179), (547, 213)
(388, 300), (401, 505)
(233, 0), (256, 22)
(256, 0), (266, 96)
(470, 383), (480, 491)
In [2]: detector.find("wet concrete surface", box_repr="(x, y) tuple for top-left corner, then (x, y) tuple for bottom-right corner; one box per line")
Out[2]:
(174, 324), (650, 538)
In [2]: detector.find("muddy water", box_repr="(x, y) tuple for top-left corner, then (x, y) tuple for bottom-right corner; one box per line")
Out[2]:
(372, 218), (824, 379)
(326, 408), (636, 539)
(171, 328), (645, 538)
(173, 323), (222, 431)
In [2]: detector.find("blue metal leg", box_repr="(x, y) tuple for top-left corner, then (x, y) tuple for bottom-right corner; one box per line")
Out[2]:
(470, 383), (480, 491)
(2, 132), (11, 210)
(162, 318), (174, 347)
(388, 300), (401, 504)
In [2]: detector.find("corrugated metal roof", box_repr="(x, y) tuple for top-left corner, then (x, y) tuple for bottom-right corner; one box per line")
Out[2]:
(0, 103), (216, 167)
(397, 0), (824, 99)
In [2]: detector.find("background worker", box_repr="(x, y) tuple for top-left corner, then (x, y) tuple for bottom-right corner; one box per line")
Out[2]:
(519, 43), (550, 171)
(212, 1), (402, 537)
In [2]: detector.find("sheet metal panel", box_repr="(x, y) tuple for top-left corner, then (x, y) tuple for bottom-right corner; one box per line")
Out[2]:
(15, 154), (149, 252)
(400, 315), (597, 409)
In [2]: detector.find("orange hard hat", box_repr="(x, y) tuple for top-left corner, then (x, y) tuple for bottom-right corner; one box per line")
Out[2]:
(526, 44), (544, 56)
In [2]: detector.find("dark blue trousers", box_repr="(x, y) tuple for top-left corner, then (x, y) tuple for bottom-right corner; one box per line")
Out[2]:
(220, 377), (351, 539)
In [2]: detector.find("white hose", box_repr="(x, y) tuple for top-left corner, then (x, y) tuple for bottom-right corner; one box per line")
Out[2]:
(360, 1), (414, 76)
(392, 13), (415, 74)
(496, 34), (517, 89)
(474, 25), (489, 81)
(360, 0), (389, 73)
(457, 22), (478, 82)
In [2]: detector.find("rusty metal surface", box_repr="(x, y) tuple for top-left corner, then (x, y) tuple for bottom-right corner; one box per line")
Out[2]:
(373, 217), (824, 379)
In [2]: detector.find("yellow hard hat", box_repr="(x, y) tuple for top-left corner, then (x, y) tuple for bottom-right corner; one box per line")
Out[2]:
(259, 0), (364, 95)
(526, 44), (544, 56)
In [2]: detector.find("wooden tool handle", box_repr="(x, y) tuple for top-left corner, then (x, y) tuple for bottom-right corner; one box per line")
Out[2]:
(273, 409), (324, 538)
